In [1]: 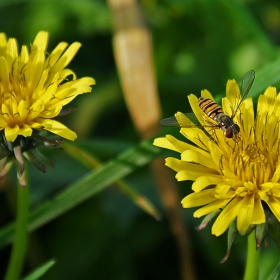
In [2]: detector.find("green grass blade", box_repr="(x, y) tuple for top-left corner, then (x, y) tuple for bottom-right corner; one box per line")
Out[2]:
(214, 57), (280, 102)
(249, 57), (280, 99)
(220, 0), (277, 59)
(22, 259), (56, 280)
(63, 143), (162, 220)
(267, 259), (280, 280)
(0, 136), (164, 249)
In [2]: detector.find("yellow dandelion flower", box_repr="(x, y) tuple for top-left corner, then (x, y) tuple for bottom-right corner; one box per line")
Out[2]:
(154, 74), (280, 239)
(0, 31), (95, 142)
(0, 31), (95, 182)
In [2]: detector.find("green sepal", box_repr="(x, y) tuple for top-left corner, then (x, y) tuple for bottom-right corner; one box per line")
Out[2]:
(220, 220), (237, 263)
(238, 224), (255, 236)
(196, 209), (221, 231)
(23, 150), (46, 173)
(255, 222), (267, 249)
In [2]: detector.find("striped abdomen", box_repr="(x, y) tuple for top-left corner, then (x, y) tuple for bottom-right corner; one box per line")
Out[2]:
(198, 97), (240, 138)
(198, 97), (223, 120)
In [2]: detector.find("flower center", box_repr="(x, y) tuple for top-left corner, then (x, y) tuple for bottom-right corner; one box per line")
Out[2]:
(241, 142), (268, 164)
(229, 138), (276, 186)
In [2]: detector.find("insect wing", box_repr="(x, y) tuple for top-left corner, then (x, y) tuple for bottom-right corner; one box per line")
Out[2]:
(230, 70), (255, 118)
(160, 112), (218, 130)
(238, 70), (255, 97)
(160, 113), (199, 128)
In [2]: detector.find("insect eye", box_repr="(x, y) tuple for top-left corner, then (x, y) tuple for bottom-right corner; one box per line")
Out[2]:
(225, 127), (233, 138)
(225, 124), (240, 138)
(234, 124), (240, 133)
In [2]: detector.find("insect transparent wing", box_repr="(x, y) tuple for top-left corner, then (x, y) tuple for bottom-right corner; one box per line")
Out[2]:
(238, 70), (255, 97)
(231, 70), (255, 118)
(160, 113), (199, 127)
(160, 116), (180, 127)
(160, 112), (218, 129)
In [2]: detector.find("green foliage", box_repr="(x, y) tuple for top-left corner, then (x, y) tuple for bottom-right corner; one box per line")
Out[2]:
(22, 260), (55, 280)
(1, 0), (280, 279)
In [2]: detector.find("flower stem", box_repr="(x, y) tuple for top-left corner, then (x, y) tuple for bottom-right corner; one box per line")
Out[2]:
(4, 170), (29, 280)
(243, 230), (260, 280)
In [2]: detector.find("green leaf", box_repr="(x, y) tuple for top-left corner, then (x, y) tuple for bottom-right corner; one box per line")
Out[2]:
(0, 135), (166, 249)
(22, 259), (56, 280)
(267, 260), (280, 280)
(214, 57), (280, 103)
(63, 143), (162, 220)
(249, 57), (280, 99)
(219, 0), (277, 59)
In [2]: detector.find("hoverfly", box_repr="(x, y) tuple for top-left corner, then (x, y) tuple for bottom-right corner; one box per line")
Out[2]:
(160, 70), (255, 138)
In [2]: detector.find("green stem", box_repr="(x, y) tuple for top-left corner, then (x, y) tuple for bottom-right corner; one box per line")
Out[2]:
(243, 231), (260, 280)
(4, 170), (29, 280)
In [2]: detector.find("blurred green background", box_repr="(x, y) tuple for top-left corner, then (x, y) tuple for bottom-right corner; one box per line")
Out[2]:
(1, 0), (280, 279)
